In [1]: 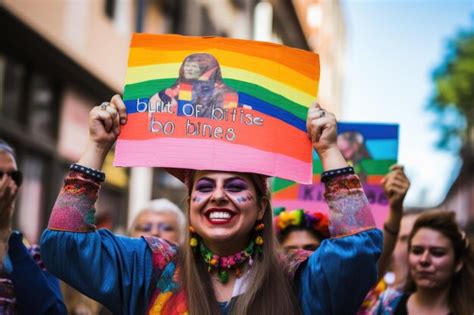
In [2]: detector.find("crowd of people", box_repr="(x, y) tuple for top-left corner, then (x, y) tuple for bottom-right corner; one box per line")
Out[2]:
(1, 93), (473, 314)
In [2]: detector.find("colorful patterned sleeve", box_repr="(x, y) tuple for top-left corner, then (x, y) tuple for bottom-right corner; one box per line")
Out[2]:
(324, 173), (377, 237)
(47, 171), (100, 232)
(292, 173), (383, 315)
(40, 171), (159, 314)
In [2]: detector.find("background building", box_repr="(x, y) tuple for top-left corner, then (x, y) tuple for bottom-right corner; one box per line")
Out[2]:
(0, 0), (345, 242)
(292, 0), (345, 114)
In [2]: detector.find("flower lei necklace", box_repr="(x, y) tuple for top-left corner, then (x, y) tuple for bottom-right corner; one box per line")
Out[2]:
(199, 240), (256, 284)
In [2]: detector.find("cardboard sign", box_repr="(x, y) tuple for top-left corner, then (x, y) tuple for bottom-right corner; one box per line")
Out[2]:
(114, 34), (319, 183)
(272, 122), (399, 227)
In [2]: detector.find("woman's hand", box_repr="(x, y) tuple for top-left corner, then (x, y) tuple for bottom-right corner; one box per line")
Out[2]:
(0, 173), (17, 231)
(78, 95), (127, 170)
(382, 164), (410, 211)
(306, 103), (347, 171)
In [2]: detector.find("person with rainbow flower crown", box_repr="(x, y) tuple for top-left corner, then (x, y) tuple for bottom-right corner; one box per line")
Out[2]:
(40, 95), (382, 315)
(274, 208), (330, 253)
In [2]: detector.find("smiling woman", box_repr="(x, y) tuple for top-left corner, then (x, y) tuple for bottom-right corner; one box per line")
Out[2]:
(40, 95), (383, 315)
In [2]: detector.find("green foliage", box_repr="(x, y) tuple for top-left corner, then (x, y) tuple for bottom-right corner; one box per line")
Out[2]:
(428, 28), (474, 151)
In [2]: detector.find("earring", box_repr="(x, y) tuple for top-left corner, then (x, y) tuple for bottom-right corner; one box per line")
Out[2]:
(189, 226), (198, 249)
(254, 222), (264, 254)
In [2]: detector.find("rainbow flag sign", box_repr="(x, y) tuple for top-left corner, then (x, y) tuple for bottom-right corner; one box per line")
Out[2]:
(115, 34), (319, 183)
(272, 122), (399, 227)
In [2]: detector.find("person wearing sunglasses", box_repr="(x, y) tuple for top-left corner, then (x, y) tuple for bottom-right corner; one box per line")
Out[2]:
(0, 139), (66, 314)
(129, 198), (185, 244)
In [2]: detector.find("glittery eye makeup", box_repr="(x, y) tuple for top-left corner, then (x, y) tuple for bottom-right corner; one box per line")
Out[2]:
(194, 178), (215, 192)
(224, 178), (249, 192)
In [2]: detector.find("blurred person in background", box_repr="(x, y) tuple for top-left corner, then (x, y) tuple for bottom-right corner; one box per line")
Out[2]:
(129, 198), (185, 245)
(372, 211), (474, 315)
(359, 210), (421, 314)
(0, 139), (67, 314)
(274, 208), (330, 252)
(358, 165), (412, 314)
(382, 209), (421, 288)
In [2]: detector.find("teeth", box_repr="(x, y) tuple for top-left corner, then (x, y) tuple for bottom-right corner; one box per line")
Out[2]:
(209, 211), (232, 219)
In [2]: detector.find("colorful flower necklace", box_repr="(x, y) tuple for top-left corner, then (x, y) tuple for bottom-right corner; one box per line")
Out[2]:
(199, 240), (256, 284)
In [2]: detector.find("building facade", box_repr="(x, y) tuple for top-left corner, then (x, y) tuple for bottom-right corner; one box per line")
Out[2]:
(0, 0), (345, 241)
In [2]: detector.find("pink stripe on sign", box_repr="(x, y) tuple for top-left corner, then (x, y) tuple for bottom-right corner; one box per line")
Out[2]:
(115, 138), (312, 183)
(271, 199), (387, 229)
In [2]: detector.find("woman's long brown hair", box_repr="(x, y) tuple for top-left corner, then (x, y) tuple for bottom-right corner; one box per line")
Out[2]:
(178, 172), (301, 314)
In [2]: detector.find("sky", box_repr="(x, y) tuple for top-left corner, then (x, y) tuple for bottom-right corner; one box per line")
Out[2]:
(341, 0), (474, 207)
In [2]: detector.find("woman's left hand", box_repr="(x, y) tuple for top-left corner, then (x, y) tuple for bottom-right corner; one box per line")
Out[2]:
(306, 103), (347, 170)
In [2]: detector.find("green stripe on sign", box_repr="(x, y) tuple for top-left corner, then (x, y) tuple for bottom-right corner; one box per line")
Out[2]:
(123, 79), (177, 100)
(223, 79), (308, 120)
(123, 78), (308, 121)
(272, 178), (295, 192)
(360, 159), (397, 175)
(312, 161), (323, 174)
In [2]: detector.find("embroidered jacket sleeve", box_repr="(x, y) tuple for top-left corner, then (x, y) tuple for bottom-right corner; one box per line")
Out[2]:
(40, 171), (165, 315)
(7, 231), (67, 315)
(295, 174), (383, 315)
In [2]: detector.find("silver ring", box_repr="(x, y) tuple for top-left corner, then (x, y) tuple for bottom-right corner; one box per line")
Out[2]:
(100, 102), (110, 110)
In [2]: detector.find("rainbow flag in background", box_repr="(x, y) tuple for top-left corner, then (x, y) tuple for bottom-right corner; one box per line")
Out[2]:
(115, 34), (320, 183)
(272, 122), (399, 227)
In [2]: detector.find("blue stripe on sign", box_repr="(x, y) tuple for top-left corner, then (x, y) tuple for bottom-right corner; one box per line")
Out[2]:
(238, 93), (306, 132)
(365, 139), (398, 159)
(125, 98), (149, 114)
(337, 122), (399, 139)
(125, 95), (307, 132)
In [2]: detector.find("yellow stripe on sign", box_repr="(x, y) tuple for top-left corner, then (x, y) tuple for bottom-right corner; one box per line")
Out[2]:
(128, 47), (319, 92)
(126, 64), (316, 107)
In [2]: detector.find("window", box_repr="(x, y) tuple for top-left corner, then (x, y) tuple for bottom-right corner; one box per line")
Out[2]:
(27, 72), (57, 139)
(0, 54), (26, 123)
(105, 0), (116, 19)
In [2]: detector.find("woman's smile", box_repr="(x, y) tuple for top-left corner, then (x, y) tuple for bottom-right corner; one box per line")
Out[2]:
(205, 208), (237, 225)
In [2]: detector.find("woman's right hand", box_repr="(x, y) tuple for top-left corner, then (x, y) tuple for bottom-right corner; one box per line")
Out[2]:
(306, 102), (347, 171)
(78, 95), (127, 170)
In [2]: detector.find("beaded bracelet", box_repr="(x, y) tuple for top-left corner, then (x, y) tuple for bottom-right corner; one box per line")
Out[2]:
(321, 166), (355, 183)
(70, 163), (106, 182)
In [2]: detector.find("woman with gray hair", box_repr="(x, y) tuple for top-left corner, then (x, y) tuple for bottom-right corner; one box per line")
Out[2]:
(129, 198), (185, 245)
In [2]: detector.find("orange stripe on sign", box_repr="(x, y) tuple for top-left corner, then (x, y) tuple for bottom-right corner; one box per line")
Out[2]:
(129, 34), (319, 81)
(119, 111), (312, 163)
(366, 175), (384, 185)
(312, 174), (321, 183)
(272, 184), (299, 199)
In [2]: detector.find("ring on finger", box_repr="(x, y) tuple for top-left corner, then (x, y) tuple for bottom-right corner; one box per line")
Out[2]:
(100, 102), (110, 110)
